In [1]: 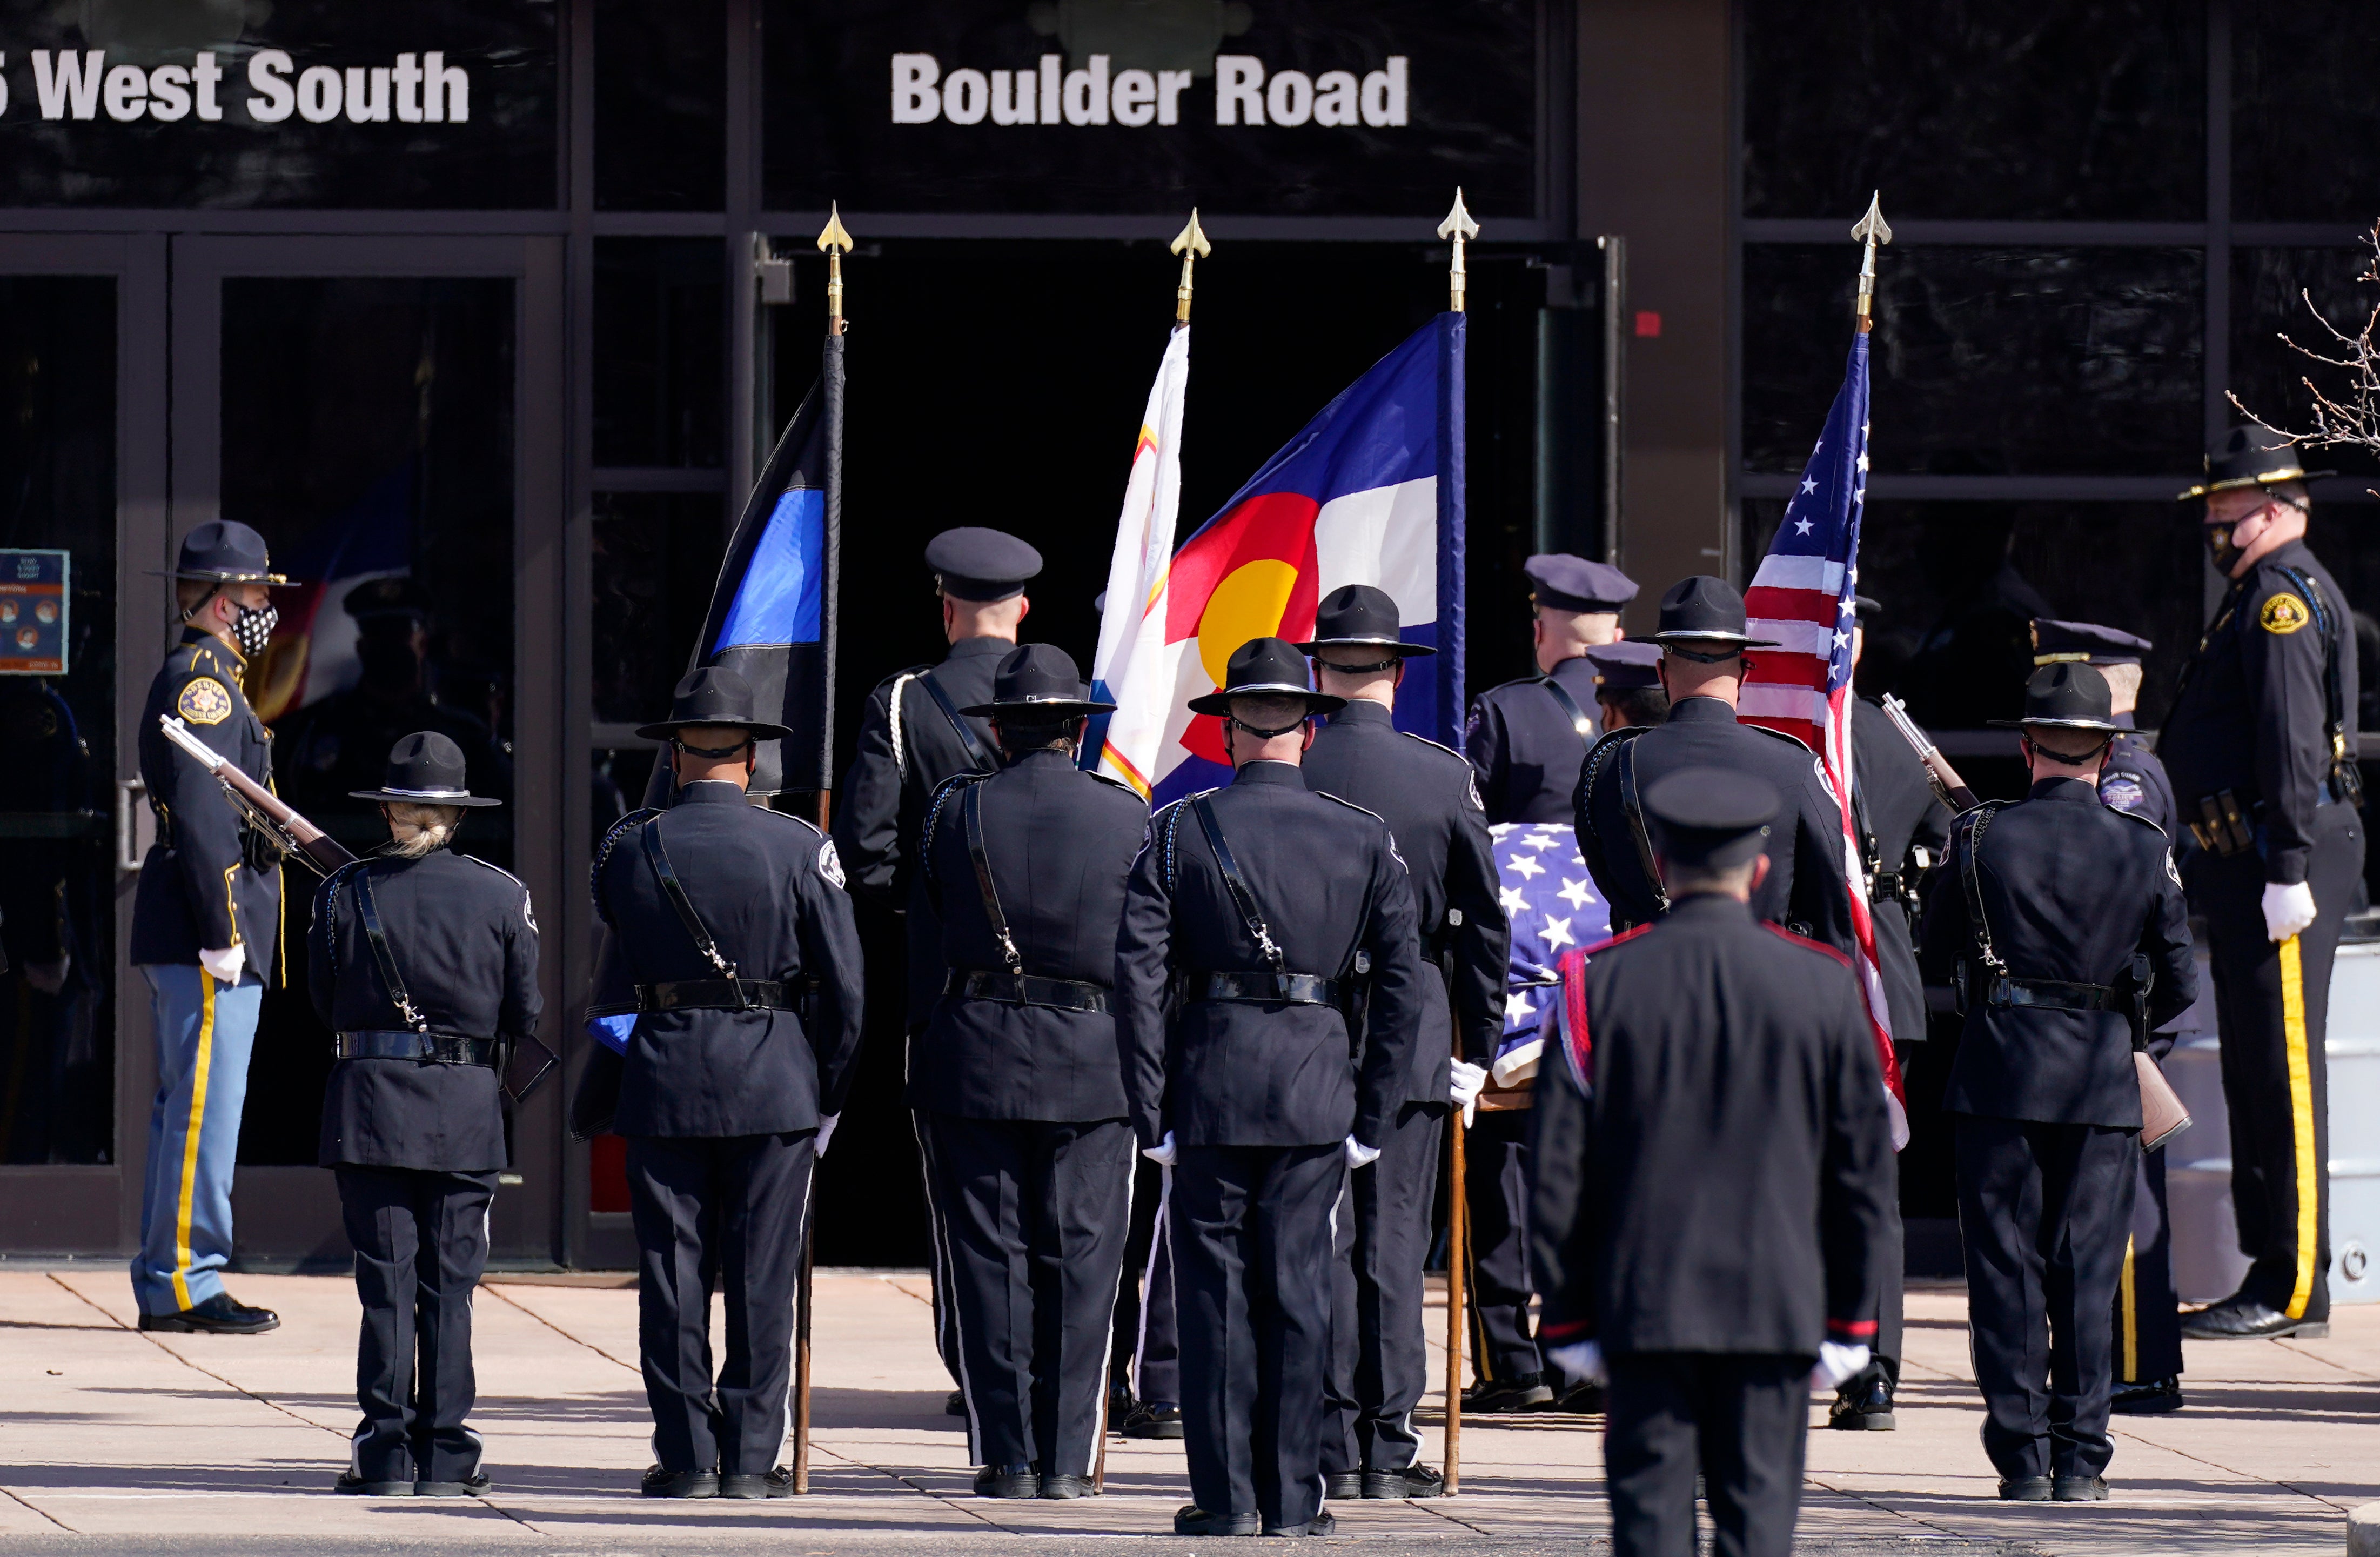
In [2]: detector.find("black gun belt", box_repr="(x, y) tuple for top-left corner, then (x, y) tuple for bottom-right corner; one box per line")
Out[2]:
(946, 970), (1111, 1013)
(1189, 972), (1343, 1007)
(637, 979), (801, 1013)
(1979, 975), (2120, 1013)
(335, 1031), (499, 1066)
(1869, 871), (1903, 903)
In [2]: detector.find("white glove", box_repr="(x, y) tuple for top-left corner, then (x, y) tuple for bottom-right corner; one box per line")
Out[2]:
(1344, 1136), (1382, 1169)
(1545, 1339), (1606, 1385)
(2262, 880), (2317, 942)
(1141, 1130), (1178, 1166)
(814, 1114), (839, 1159)
(197, 944), (246, 985)
(1812, 1341), (1872, 1392)
(1448, 1059), (1488, 1126)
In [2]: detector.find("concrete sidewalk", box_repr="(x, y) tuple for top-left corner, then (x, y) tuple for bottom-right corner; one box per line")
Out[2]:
(0, 1267), (2371, 1554)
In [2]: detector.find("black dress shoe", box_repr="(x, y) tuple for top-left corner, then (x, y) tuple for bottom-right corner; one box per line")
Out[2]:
(2179, 1297), (2328, 1340)
(1997, 1476), (2053, 1502)
(1463, 1373), (1554, 1412)
(1362, 1463), (1443, 1499)
(973, 1463), (1040, 1499)
(1040, 1473), (1098, 1499)
(1557, 1380), (1606, 1414)
(1174, 1504), (1261, 1536)
(336, 1472), (414, 1496)
(720, 1467), (796, 1498)
(2053, 1474), (2109, 1502)
(641, 1466), (719, 1498)
(1323, 1472), (1363, 1500)
(946, 1388), (968, 1416)
(1827, 1372), (1896, 1431)
(138, 1293), (280, 1335)
(2110, 1376), (2185, 1414)
(414, 1473), (491, 1498)
(1262, 1509), (1336, 1536)
(1121, 1401), (1185, 1439)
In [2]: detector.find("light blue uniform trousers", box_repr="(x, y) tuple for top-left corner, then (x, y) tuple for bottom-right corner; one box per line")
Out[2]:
(131, 965), (262, 1315)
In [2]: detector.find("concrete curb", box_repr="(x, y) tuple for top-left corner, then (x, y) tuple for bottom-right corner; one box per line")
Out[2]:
(2349, 1501), (2380, 1557)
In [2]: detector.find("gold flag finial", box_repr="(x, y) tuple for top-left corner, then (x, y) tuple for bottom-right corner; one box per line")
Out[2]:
(1438, 189), (1481, 313)
(818, 203), (855, 335)
(1169, 209), (1211, 325)
(1851, 192), (1891, 334)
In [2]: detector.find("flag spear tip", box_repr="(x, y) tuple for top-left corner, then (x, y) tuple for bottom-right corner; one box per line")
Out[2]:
(1850, 191), (1891, 246)
(819, 204), (854, 334)
(816, 203), (853, 254)
(1169, 209), (1210, 259)
(1851, 193), (1889, 332)
(1438, 189), (1479, 313)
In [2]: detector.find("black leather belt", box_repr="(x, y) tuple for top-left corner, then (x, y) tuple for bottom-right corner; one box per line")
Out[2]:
(335, 1031), (499, 1066)
(1980, 975), (2120, 1013)
(637, 979), (801, 1013)
(946, 970), (1110, 1013)
(1190, 972), (1343, 1007)
(1869, 871), (1902, 903)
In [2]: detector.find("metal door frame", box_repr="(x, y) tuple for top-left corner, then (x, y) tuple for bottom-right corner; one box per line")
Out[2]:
(169, 234), (567, 1268)
(0, 235), (169, 1259)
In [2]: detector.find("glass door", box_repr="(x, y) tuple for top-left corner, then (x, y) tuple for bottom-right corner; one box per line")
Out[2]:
(170, 236), (564, 1266)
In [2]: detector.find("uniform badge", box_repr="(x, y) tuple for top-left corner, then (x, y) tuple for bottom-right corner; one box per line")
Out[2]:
(817, 838), (847, 890)
(522, 891), (539, 933)
(2166, 852), (2184, 888)
(1466, 772), (1485, 812)
(2099, 775), (2147, 814)
(2260, 592), (2310, 635)
(177, 676), (234, 725)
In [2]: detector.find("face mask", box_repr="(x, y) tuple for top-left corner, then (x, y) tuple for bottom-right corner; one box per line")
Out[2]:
(230, 600), (278, 659)
(2204, 523), (2241, 571)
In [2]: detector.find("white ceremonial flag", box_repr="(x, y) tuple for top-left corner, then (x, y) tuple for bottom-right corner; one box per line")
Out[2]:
(1085, 322), (1191, 798)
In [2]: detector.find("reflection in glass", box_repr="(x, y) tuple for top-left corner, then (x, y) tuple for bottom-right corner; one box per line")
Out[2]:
(594, 239), (725, 467)
(593, 493), (727, 725)
(2233, 1), (2380, 223)
(1743, 246), (2203, 477)
(1747, 499), (2203, 733)
(595, 0), (727, 210)
(1742, 0), (2204, 220)
(219, 276), (517, 1165)
(0, 278), (116, 1165)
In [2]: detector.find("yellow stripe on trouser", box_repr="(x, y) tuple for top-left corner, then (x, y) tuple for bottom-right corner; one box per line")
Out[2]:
(2279, 935), (2318, 1321)
(2118, 1236), (2137, 1382)
(171, 971), (218, 1313)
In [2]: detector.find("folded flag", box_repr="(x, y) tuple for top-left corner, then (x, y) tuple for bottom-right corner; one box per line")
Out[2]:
(1491, 821), (1605, 1087)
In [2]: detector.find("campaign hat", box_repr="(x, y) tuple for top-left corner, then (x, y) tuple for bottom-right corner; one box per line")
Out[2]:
(960, 643), (1115, 718)
(2031, 618), (2151, 667)
(158, 520), (294, 586)
(1988, 662), (2121, 733)
(1641, 767), (1777, 870)
(2177, 424), (2332, 502)
(1645, 576), (1780, 657)
(926, 527), (1043, 603)
(634, 665), (795, 743)
(1584, 640), (1662, 691)
(1294, 584), (1434, 658)
(344, 576), (434, 625)
(1186, 637), (1346, 717)
(348, 731), (502, 807)
(1526, 554), (1638, 613)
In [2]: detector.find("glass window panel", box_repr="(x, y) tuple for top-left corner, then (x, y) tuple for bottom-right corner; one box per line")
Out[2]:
(1746, 498), (2203, 736)
(1743, 245), (2203, 477)
(592, 492), (726, 726)
(0, 277), (116, 1165)
(2230, 246), (2380, 480)
(2233, 1), (2380, 222)
(594, 239), (725, 468)
(595, 0), (726, 211)
(222, 276), (517, 1165)
(0, 4), (556, 210)
(1742, 0), (2204, 220)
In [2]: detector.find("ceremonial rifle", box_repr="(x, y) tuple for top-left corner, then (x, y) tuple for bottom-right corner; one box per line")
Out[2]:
(158, 714), (359, 877)
(1876, 695), (1981, 812)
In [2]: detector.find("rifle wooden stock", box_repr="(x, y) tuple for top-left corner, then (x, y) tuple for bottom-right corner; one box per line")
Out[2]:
(1877, 696), (1982, 812)
(158, 716), (359, 877)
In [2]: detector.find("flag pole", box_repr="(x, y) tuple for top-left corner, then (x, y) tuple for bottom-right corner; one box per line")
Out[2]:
(794, 203), (855, 1498)
(1170, 208), (1210, 326)
(1851, 191), (1890, 335)
(1436, 187), (1478, 1494)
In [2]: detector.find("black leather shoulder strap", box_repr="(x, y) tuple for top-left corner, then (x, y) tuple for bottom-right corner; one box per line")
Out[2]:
(918, 672), (997, 775)
(641, 819), (736, 979)
(1190, 792), (1284, 970)
(1540, 674), (1595, 738)
(962, 779), (1022, 973)
(1614, 737), (1671, 916)
(1954, 802), (2009, 974)
(2277, 564), (2362, 807)
(1576, 725), (1644, 900)
(349, 865), (430, 1033)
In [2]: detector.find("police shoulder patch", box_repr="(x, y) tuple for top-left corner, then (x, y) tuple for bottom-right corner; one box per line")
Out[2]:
(817, 838), (847, 891)
(2098, 774), (2148, 814)
(177, 676), (234, 725)
(2260, 591), (2310, 635)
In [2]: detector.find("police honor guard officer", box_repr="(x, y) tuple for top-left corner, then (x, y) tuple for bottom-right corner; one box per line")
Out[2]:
(2030, 617), (2187, 1410)
(1575, 576), (1856, 954)
(908, 646), (1149, 1499)
(1585, 640), (1668, 732)
(1296, 587), (1510, 1495)
(129, 520), (297, 1334)
(1115, 638), (1429, 1538)
(2161, 426), (2361, 1341)
(1465, 554), (1639, 824)
(1919, 664), (2197, 1501)
(312, 733), (535, 1496)
(1531, 770), (1894, 1557)
(593, 667), (866, 1498)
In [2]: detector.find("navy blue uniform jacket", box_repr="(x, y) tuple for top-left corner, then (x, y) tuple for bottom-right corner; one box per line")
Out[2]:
(1464, 654), (1603, 825)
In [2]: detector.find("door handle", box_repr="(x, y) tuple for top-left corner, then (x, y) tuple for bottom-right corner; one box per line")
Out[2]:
(115, 778), (150, 873)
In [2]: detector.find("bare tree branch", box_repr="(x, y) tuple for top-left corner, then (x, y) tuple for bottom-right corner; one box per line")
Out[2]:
(2229, 221), (2380, 455)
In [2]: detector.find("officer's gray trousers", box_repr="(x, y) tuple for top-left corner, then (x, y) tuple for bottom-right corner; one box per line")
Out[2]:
(626, 1131), (814, 1476)
(1325, 1100), (1445, 1473)
(336, 1166), (497, 1485)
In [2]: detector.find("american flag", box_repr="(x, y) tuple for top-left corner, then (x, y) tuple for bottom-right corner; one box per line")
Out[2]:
(1740, 332), (1908, 1147)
